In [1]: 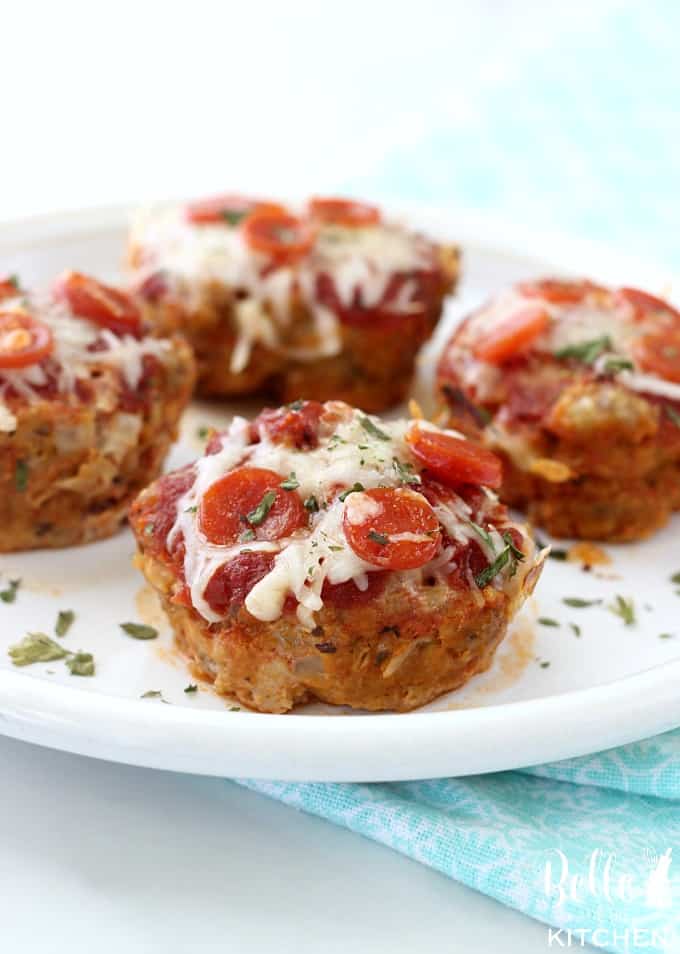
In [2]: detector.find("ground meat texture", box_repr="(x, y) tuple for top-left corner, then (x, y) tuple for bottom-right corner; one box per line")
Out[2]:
(133, 546), (531, 713)
(437, 284), (680, 542)
(0, 336), (195, 551)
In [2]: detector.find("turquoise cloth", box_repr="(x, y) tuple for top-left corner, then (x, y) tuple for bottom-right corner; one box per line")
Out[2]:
(241, 732), (680, 953)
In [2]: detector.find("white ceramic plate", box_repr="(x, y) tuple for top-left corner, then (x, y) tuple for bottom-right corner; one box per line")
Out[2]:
(0, 204), (679, 782)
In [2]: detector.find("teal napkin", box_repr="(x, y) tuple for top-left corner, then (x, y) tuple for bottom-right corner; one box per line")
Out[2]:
(240, 730), (680, 953)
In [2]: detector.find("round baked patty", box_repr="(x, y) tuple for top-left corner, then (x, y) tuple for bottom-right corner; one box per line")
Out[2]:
(437, 278), (680, 541)
(130, 400), (544, 712)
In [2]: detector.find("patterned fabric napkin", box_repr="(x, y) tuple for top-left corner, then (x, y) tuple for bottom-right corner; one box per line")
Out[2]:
(240, 730), (680, 953)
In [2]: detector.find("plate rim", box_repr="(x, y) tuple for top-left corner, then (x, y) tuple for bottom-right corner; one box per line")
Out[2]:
(0, 201), (678, 782)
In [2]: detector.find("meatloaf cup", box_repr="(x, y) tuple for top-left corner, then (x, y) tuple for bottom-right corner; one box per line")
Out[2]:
(127, 195), (460, 411)
(0, 271), (195, 551)
(130, 399), (544, 713)
(437, 278), (680, 541)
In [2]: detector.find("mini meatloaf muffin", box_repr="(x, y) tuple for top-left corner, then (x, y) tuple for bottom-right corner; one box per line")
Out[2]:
(0, 271), (195, 551)
(130, 400), (543, 712)
(437, 278), (680, 541)
(127, 195), (460, 411)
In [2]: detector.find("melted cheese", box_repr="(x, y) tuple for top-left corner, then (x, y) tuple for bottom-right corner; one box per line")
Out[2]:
(128, 205), (435, 369)
(171, 405), (531, 629)
(0, 293), (172, 431)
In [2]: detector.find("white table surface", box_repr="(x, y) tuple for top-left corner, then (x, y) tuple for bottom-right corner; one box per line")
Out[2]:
(0, 735), (563, 953)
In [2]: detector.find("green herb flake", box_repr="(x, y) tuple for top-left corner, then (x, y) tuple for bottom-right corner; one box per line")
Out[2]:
(229, 706), (241, 712)
(555, 336), (612, 364)
(144, 523), (155, 536)
(328, 544), (344, 552)
(246, 490), (276, 527)
(184, 505), (198, 514)
(55, 609), (75, 637)
(280, 473), (300, 491)
(562, 597), (602, 608)
(469, 521), (495, 552)
(140, 689), (163, 699)
(603, 356), (634, 374)
(14, 460), (28, 492)
(539, 660), (551, 669)
(9, 633), (68, 667)
(548, 548), (569, 561)
(66, 652), (95, 676)
(304, 495), (319, 513)
(538, 618), (560, 627)
(222, 209), (246, 226)
(665, 406), (680, 428)
(287, 400), (304, 411)
(0, 578), (21, 603)
(393, 458), (422, 485)
(359, 415), (391, 441)
(659, 633), (674, 640)
(197, 426), (211, 440)
(670, 572), (680, 586)
(608, 595), (636, 626)
(184, 683), (198, 693)
(239, 528), (256, 543)
(474, 532), (525, 588)
(338, 482), (365, 502)
(120, 622), (159, 640)
(367, 530), (389, 546)
(8, 274), (19, 290)
(570, 623), (582, 638)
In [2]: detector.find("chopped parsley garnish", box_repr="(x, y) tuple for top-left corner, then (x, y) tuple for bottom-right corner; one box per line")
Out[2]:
(327, 434), (347, 449)
(144, 523), (155, 536)
(469, 522), (495, 552)
(239, 528), (256, 543)
(221, 209), (246, 226)
(440, 385), (492, 427)
(665, 406), (680, 428)
(608, 595), (636, 626)
(229, 706), (241, 712)
(55, 609), (75, 637)
(659, 633), (674, 640)
(602, 356), (634, 374)
(66, 652), (95, 676)
(184, 683), (198, 693)
(8, 274), (19, 290)
(393, 458), (421, 485)
(570, 623), (582, 638)
(14, 460), (28, 492)
(197, 426), (210, 440)
(120, 622), (159, 640)
(9, 633), (68, 666)
(555, 336), (612, 364)
(184, 505), (198, 514)
(0, 578), (21, 603)
(538, 618), (560, 627)
(359, 415), (391, 441)
(368, 530), (389, 546)
(328, 544), (344, 552)
(280, 473), (300, 491)
(670, 571), (680, 586)
(140, 690), (163, 699)
(304, 495), (319, 513)
(474, 533), (524, 588)
(548, 548), (568, 561)
(246, 490), (276, 526)
(338, 482), (364, 502)
(539, 660), (551, 669)
(562, 597), (602, 608)
(287, 400), (304, 411)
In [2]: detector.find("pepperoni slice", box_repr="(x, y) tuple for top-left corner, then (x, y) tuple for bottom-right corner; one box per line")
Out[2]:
(53, 271), (141, 336)
(204, 551), (275, 614)
(616, 287), (680, 321)
(199, 466), (308, 546)
(0, 312), (53, 369)
(408, 426), (502, 489)
(185, 194), (286, 226)
(633, 331), (680, 383)
(343, 487), (440, 570)
(255, 401), (324, 448)
(518, 278), (604, 304)
(242, 211), (315, 265)
(307, 197), (381, 228)
(473, 304), (549, 364)
(0, 276), (20, 302)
